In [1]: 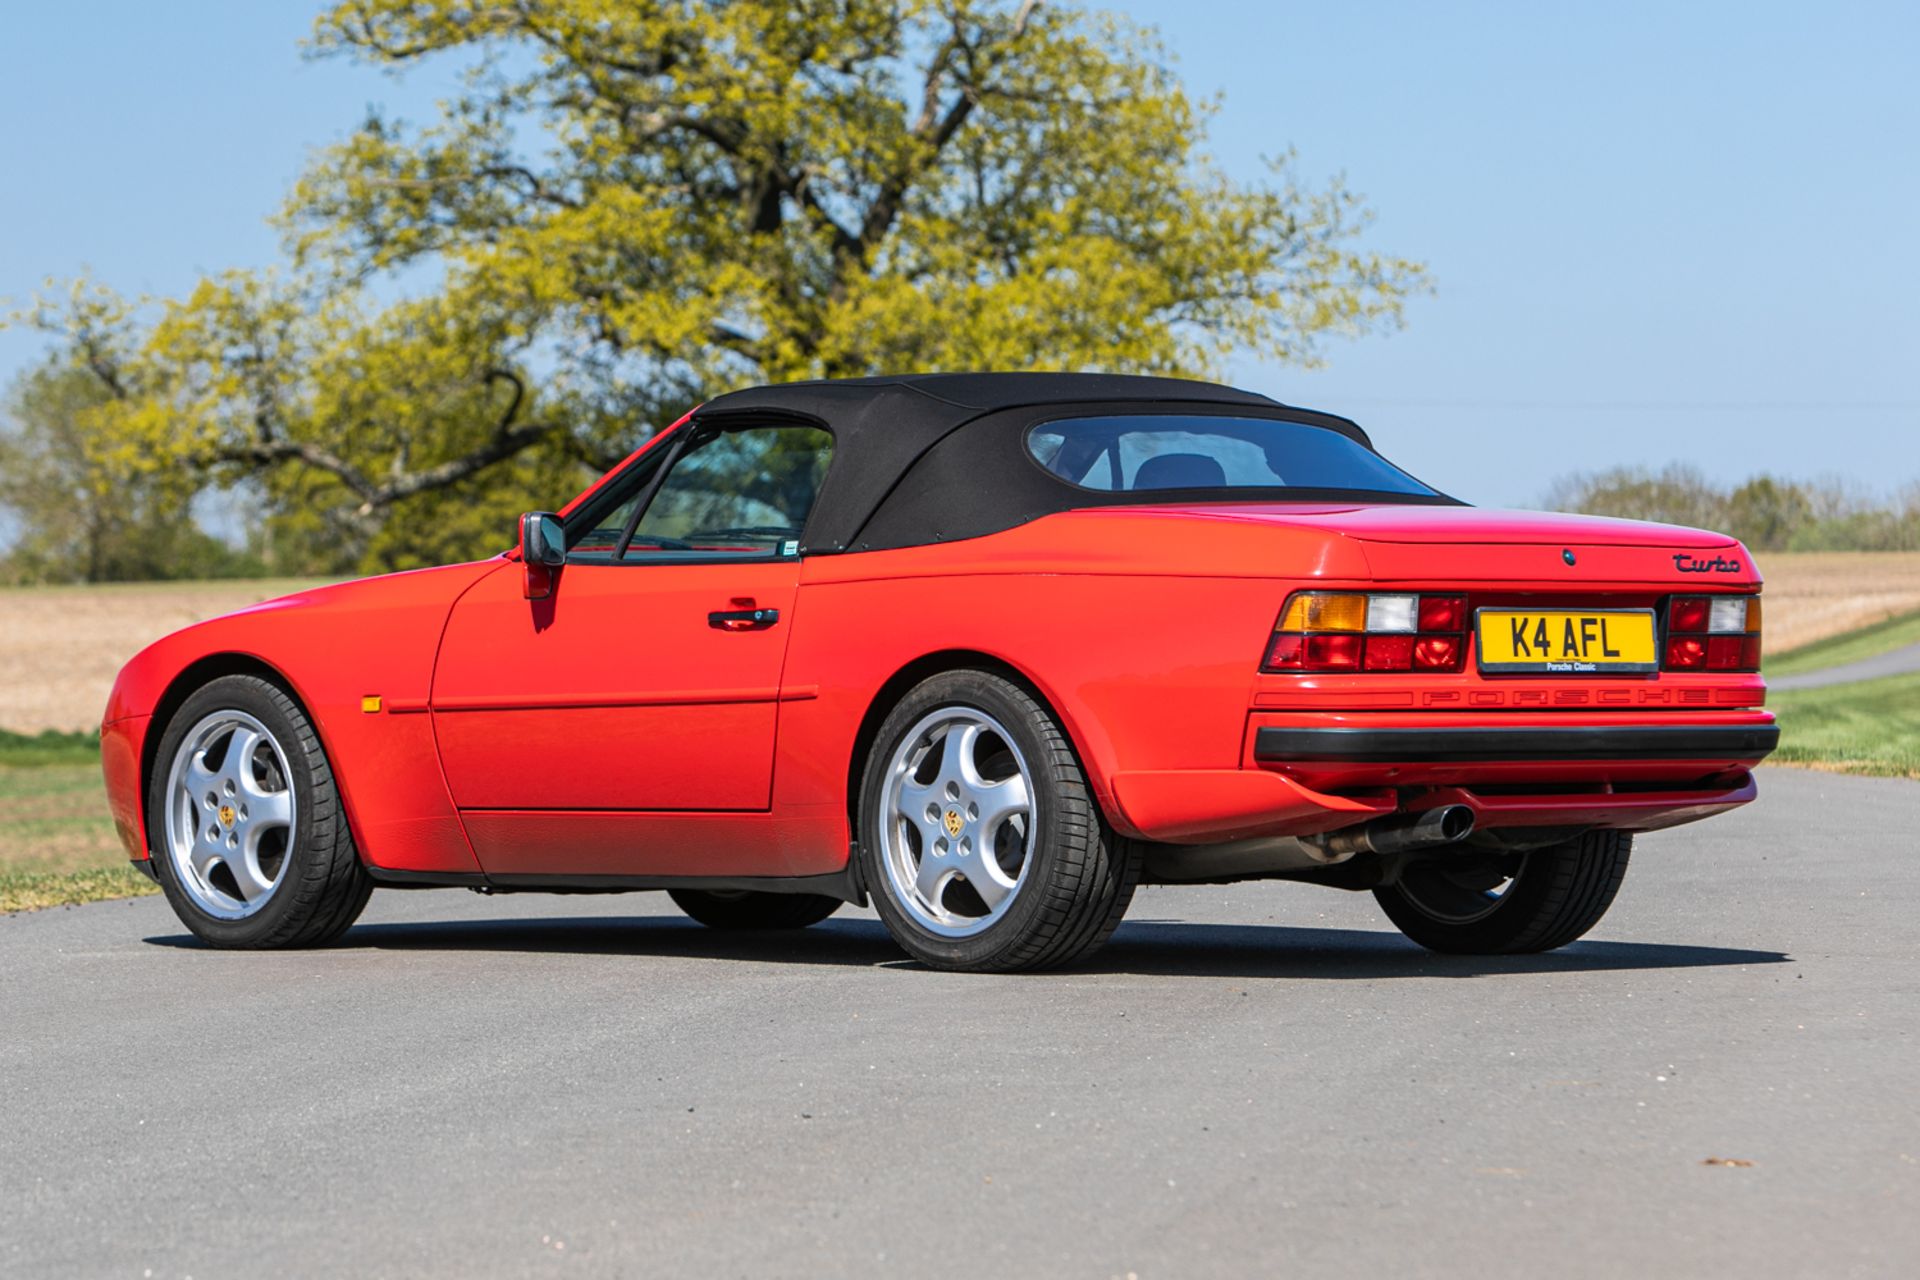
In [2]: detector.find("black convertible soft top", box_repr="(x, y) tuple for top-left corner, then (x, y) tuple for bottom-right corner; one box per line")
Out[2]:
(688, 372), (1419, 555)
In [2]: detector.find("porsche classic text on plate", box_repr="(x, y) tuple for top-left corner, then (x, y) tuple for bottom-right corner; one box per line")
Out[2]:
(100, 373), (1777, 972)
(1475, 609), (1658, 675)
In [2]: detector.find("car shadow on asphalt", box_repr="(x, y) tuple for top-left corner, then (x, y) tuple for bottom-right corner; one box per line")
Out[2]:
(146, 915), (1791, 979)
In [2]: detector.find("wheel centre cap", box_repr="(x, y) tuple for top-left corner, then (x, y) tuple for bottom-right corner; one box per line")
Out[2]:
(943, 808), (965, 838)
(218, 804), (236, 828)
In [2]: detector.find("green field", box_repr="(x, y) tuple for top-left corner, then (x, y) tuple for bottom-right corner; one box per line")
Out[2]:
(1767, 670), (1920, 780)
(1766, 608), (1920, 677)
(0, 728), (105, 767)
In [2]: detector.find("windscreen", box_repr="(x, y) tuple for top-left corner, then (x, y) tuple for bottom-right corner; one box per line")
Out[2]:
(1027, 414), (1437, 497)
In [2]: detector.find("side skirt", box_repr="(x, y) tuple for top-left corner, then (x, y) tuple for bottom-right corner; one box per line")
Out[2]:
(365, 862), (868, 907)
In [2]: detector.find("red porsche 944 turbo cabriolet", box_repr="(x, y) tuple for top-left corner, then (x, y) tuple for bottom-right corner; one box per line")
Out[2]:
(103, 373), (1778, 971)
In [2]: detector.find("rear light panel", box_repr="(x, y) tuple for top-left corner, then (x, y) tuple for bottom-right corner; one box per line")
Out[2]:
(1664, 595), (1762, 672)
(1264, 592), (1467, 673)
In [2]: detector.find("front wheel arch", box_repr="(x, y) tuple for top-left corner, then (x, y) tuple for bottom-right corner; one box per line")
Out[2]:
(143, 671), (374, 946)
(141, 655), (326, 856)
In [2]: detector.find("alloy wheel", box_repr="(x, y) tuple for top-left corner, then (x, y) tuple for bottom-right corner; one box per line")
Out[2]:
(161, 710), (298, 920)
(877, 707), (1036, 938)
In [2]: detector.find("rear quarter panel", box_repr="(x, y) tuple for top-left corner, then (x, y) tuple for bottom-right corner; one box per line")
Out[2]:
(776, 507), (1770, 853)
(775, 509), (1372, 826)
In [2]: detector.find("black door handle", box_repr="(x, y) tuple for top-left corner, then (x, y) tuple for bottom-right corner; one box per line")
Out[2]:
(709, 608), (780, 631)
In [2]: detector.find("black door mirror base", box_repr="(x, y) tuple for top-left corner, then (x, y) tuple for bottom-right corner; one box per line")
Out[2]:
(519, 512), (566, 599)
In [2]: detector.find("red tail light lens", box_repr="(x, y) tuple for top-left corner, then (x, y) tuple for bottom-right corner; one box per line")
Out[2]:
(1664, 595), (1761, 672)
(1363, 634), (1415, 671)
(1665, 636), (1707, 670)
(1264, 592), (1469, 674)
(1306, 633), (1363, 670)
(1264, 633), (1305, 670)
(1414, 636), (1463, 671)
(1417, 595), (1467, 632)
(1669, 596), (1711, 633)
(1706, 635), (1746, 668)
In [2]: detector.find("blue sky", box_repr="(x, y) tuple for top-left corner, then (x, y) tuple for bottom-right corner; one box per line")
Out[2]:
(1, 1), (1914, 507)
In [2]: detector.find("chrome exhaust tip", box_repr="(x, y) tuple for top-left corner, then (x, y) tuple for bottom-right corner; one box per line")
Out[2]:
(1313, 804), (1476, 860)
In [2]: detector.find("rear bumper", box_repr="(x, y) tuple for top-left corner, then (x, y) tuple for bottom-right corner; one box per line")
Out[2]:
(1109, 766), (1760, 844)
(1254, 723), (1780, 765)
(1107, 710), (1774, 846)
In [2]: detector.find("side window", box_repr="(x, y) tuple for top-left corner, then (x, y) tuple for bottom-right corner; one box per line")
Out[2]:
(564, 462), (658, 563)
(578, 424), (833, 564)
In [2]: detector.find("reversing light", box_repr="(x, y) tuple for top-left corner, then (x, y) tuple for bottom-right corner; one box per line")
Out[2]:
(1365, 594), (1419, 633)
(1665, 595), (1762, 672)
(1707, 597), (1752, 634)
(1264, 592), (1468, 673)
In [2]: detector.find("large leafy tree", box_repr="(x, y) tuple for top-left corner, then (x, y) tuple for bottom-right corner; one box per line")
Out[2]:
(0, 356), (263, 583)
(21, 0), (1425, 572)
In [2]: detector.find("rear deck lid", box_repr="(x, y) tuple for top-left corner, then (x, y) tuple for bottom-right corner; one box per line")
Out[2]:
(1118, 501), (1755, 587)
(1127, 502), (1739, 549)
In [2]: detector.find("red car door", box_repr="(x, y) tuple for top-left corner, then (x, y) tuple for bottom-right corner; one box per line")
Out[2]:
(430, 421), (833, 873)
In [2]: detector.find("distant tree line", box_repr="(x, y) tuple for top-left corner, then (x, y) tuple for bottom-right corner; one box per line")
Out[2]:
(1544, 464), (1920, 552)
(0, 365), (273, 583)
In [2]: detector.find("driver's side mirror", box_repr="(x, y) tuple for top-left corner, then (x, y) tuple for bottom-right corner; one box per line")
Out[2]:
(519, 511), (566, 599)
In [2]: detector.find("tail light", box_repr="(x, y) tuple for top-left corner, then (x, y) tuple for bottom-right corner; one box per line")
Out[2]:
(1264, 592), (1468, 673)
(1664, 595), (1762, 672)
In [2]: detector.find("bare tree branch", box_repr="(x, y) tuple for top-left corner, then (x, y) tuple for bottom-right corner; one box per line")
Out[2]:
(216, 438), (379, 503)
(854, 0), (1041, 258)
(214, 365), (558, 517)
(372, 417), (555, 508)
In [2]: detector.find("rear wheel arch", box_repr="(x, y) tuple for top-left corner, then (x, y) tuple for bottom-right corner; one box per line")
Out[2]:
(844, 650), (1113, 837)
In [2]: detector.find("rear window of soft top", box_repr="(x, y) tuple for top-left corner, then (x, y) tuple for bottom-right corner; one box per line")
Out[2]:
(1026, 414), (1437, 496)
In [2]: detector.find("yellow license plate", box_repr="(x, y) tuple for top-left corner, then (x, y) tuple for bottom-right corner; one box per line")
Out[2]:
(1476, 609), (1658, 675)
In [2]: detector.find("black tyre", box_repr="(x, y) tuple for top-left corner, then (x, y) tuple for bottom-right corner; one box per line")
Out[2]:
(856, 669), (1140, 972)
(668, 889), (841, 930)
(145, 674), (373, 948)
(1373, 830), (1632, 954)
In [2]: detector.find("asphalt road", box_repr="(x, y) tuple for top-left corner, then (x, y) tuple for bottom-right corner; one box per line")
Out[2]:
(1770, 639), (1920, 691)
(3, 767), (1916, 1279)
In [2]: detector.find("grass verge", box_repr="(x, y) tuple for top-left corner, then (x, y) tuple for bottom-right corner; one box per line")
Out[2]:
(0, 865), (158, 914)
(1768, 670), (1920, 780)
(1767, 607), (1920, 677)
(0, 758), (159, 914)
(0, 729), (103, 767)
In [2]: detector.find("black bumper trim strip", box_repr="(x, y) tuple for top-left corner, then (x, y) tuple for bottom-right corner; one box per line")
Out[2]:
(1253, 724), (1780, 764)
